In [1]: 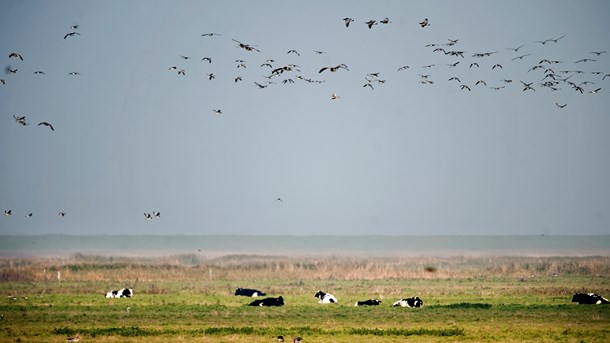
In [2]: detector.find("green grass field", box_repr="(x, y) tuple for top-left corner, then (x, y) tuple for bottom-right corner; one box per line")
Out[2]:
(1, 255), (609, 342)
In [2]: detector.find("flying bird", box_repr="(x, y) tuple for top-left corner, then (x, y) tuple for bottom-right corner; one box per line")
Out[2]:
(590, 51), (607, 56)
(38, 122), (54, 131)
(506, 44), (525, 52)
(63, 32), (81, 39)
(6, 67), (18, 74)
(153, 211), (161, 219)
(34, 71), (46, 75)
(68, 72), (81, 75)
(25, 213), (33, 218)
(380, 17), (391, 24)
(4, 210), (11, 216)
(9, 52), (23, 61)
(287, 49), (300, 56)
(555, 102), (567, 108)
(575, 58), (596, 63)
(419, 18), (429, 27)
(365, 20), (377, 28)
(212, 109), (222, 115)
(397, 65), (410, 71)
(144, 213), (152, 220)
(318, 64), (348, 73)
(201, 33), (222, 36)
(201, 57), (212, 63)
(511, 54), (530, 60)
(330, 93), (340, 99)
(343, 17), (354, 27)
(58, 212), (66, 217)
(232, 39), (260, 52)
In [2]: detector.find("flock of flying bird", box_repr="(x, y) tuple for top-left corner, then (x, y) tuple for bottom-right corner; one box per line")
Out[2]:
(2, 14), (609, 226)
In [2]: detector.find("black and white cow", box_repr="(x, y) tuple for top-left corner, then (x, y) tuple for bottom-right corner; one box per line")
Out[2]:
(235, 288), (267, 297)
(393, 296), (424, 308)
(354, 299), (381, 306)
(571, 292), (609, 304)
(314, 290), (337, 304)
(105, 288), (133, 298)
(249, 296), (284, 307)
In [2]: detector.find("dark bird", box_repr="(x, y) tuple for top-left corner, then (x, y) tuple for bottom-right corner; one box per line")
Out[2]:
(201, 57), (212, 63)
(365, 19), (377, 28)
(590, 51), (607, 56)
(14, 115), (27, 126)
(575, 58), (596, 63)
(63, 32), (81, 39)
(201, 33), (222, 36)
(460, 84), (471, 91)
(555, 102), (567, 108)
(234, 76), (242, 82)
(397, 65), (410, 71)
(212, 109), (222, 115)
(276, 198), (283, 202)
(206, 73), (215, 80)
(448, 61), (460, 67)
(153, 211), (161, 219)
(380, 17), (391, 24)
(343, 17), (354, 27)
(492, 64), (503, 69)
(506, 44), (525, 52)
(0, 79), (5, 85)
(9, 52), (23, 60)
(419, 18), (429, 27)
(58, 212), (66, 217)
(4, 210), (11, 216)
(68, 72), (81, 75)
(448, 77), (461, 82)
(25, 213), (33, 218)
(314, 50), (325, 54)
(38, 122), (54, 131)
(469, 63), (479, 68)
(549, 35), (565, 43)
(318, 64), (348, 73)
(287, 49), (300, 56)
(511, 54), (530, 60)
(6, 67), (18, 74)
(254, 82), (268, 89)
(490, 86), (505, 90)
(179, 55), (190, 60)
(34, 71), (46, 75)
(589, 87), (601, 94)
(177, 69), (185, 75)
(232, 39), (260, 52)
(144, 213), (152, 220)
(363, 82), (374, 90)
(330, 92), (340, 100)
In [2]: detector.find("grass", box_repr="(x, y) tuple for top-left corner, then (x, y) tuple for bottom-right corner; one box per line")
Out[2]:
(1, 255), (609, 342)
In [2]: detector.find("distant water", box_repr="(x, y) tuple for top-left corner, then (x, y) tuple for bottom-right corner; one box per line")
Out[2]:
(1, 235), (609, 258)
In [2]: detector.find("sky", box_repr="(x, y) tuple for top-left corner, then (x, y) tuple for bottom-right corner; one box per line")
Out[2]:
(1, 0), (609, 236)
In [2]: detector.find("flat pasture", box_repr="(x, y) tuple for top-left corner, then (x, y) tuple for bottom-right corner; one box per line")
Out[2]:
(1, 255), (609, 342)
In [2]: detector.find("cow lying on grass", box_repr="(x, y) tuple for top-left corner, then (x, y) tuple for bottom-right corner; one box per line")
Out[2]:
(235, 288), (266, 297)
(105, 288), (133, 298)
(572, 292), (609, 304)
(249, 296), (284, 306)
(393, 296), (424, 308)
(354, 299), (381, 306)
(314, 290), (337, 304)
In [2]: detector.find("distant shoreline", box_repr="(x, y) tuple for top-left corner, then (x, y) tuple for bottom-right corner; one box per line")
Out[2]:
(1, 234), (608, 258)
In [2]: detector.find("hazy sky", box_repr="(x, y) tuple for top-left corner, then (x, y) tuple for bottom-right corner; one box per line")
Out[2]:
(1, 0), (609, 236)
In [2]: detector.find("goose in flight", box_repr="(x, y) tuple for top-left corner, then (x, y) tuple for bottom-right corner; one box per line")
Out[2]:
(177, 69), (185, 75)
(330, 93), (340, 100)
(25, 213), (33, 218)
(575, 58), (596, 63)
(201, 33), (222, 36)
(506, 44), (525, 52)
(232, 39), (260, 52)
(206, 73), (215, 80)
(492, 64), (503, 69)
(58, 212), (66, 217)
(489, 86), (505, 90)
(4, 210), (11, 216)
(144, 213), (152, 220)
(38, 122), (54, 131)
(343, 18), (354, 27)
(590, 51), (607, 56)
(549, 35), (565, 43)
(234, 76), (242, 82)
(201, 57), (212, 63)
(511, 54), (530, 61)
(9, 52), (23, 61)
(460, 84), (471, 91)
(287, 49), (300, 56)
(363, 82), (374, 90)
(419, 18), (429, 27)
(63, 32), (80, 39)
(68, 72), (81, 75)
(448, 77), (461, 83)
(380, 17), (391, 24)
(365, 20), (377, 29)
(0, 79), (5, 85)
(212, 109), (222, 115)
(6, 67), (18, 74)
(14, 115), (27, 126)
(153, 211), (161, 219)
(397, 65), (410, 71)
(34, 71), (46, 75)
(314, 50), (325, 54)
(318, 64), (348, 73)
(555, 102), (567, 108)
(475, 80), (487, 86)
(589, 87), (601, 94)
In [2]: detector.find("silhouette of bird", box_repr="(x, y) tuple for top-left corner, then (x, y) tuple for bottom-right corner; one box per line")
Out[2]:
(363, 83), (374, 90)
(153, 211), (161, 219)
(144, 213), (152, 220)
(63, 32), (81, 39)
(206, 73), (215, 80)
(177, 69), (185, 75)
(365, 20), (377, 28)
(25, 213), (33, 218)
(201, 33), (222, 36)
(575, 58), (596, 63)
(492, 64), (503, 69)
(234, 76), (242, 82)
(212, 109), (222, 115)
(330, 93), (340, 99)
(6, 67), (18, 74)
(14, 115), (27, 126)
(58, 212), (66, 217)
(201, 57), (212, 63)
(380, 17), (391, 24)
(460, 84), (471, 91)
(506, 44), (525, 52)
(4, 210), (11, 216)
(0, 79), (5, 85)
(397, 65), (409, 71)
(343, 18), (354, 27)
(419, 18), (429, 27)
(38, 122), (54, 131)
(318, 64), (348, 73)
(9, 52), (23, 61)
(34, 71), (46, 75)
(232, 39), (260, 52)
(287, 49), (300, 56)
(590, 51), (607, 56)
(68, 72), (81, 75)
(555, 102), (567, 108)
(589, 87), (601, 94)
(511, 54), (530, 60)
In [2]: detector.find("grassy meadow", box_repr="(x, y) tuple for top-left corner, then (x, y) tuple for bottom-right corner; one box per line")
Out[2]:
(1, 254), (609, 342)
